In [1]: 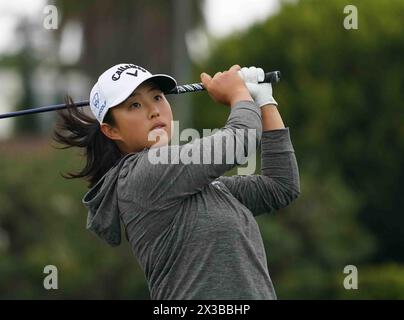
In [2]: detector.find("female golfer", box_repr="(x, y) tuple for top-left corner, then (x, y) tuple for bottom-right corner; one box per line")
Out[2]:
(53, 63), (300, 299)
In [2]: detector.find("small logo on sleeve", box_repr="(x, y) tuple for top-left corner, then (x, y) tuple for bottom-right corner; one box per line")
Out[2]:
(211, 181), (222, 190)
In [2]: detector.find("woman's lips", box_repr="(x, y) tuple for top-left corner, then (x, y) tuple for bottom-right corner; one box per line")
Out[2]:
(151, 124), (166, 131)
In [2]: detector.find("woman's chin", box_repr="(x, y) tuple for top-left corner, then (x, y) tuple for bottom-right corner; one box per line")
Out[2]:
(148, 130), (169, 149)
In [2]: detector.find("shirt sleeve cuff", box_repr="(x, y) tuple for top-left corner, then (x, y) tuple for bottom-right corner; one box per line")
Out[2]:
(230, 100), (261, 118)
(261, 127), (294, 153)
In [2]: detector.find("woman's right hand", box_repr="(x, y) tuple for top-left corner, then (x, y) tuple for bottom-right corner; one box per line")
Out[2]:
(200, 65), (253, 107)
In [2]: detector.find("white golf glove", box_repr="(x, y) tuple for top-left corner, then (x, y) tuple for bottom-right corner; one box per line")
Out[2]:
(238, 66), (278, 107)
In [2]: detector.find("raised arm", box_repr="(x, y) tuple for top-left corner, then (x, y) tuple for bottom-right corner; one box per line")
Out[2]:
(218, 70), (300, 215)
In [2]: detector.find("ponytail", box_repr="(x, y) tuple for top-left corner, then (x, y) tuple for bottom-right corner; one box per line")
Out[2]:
(52, 96), (123, 189)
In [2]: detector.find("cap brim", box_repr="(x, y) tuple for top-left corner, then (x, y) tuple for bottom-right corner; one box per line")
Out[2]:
(145, 74), (177, 94)
(107, 74), (177, 110)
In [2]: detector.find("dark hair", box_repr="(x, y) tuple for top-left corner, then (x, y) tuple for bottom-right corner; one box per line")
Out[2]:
(52, 96), (124, 189)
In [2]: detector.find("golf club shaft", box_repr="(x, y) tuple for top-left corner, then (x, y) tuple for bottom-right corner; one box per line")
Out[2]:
(0, 71), (281, 119)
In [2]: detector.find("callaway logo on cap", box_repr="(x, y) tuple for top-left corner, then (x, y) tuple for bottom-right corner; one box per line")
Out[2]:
(89, 63), (177, 123)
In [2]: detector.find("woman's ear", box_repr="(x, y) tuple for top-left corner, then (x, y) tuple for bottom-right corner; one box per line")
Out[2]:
(100, 123), (123, 141)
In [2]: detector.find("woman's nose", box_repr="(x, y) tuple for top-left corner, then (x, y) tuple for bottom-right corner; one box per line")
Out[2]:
(148, 104), (160, 119)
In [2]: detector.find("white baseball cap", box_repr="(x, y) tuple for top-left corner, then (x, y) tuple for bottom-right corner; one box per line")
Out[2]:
(89, 63), (177, 123)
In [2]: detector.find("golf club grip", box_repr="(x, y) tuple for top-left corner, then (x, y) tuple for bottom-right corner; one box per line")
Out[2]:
(169, 70), (281, 94)
(264, 70), (281, 83)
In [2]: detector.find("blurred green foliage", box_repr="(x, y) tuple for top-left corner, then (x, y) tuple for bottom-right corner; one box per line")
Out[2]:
(0, 140), (149, 298)
(335, 264), (404, 299)
(192, 0), (404, 298)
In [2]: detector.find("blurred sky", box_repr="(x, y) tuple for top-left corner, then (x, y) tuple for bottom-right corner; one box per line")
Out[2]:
(0, 0), (45, 54)
(0, 0), (280, 54)
(204, 0), (280, 38)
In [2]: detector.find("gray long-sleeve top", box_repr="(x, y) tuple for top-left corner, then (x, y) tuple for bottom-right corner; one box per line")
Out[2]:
(82, 100), (300, 300)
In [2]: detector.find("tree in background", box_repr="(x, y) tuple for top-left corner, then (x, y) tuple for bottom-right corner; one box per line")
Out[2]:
(56, 0), (204, 128)
(0, 0), (203, 136)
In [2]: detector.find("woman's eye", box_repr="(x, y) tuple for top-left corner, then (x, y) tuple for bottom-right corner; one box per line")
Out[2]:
(130, 102), (141, 109)
(154, 95), (162, 101)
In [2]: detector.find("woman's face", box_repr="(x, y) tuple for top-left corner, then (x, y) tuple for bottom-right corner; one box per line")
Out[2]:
(101, 80), (173, 154)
